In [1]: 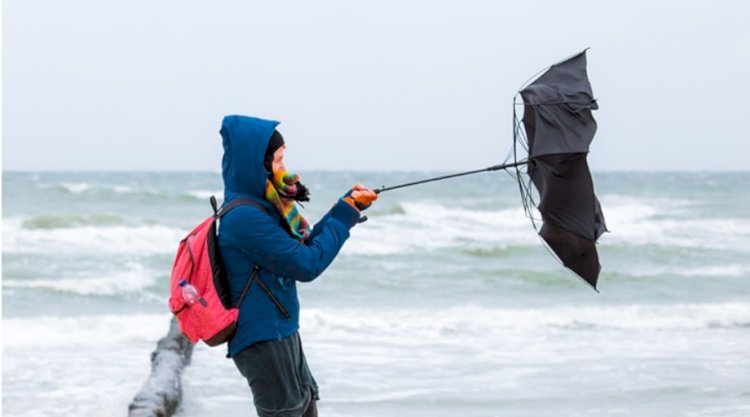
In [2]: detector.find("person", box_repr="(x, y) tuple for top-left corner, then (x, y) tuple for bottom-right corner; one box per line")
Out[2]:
(217, 115), (377, 417)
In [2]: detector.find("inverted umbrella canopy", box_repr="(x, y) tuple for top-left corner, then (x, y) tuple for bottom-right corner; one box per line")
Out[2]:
(516, 50), (607, 289)
(373, 50), (607, 290)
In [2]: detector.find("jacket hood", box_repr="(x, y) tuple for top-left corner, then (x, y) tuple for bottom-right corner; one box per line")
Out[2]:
(221, 115), (280, 200)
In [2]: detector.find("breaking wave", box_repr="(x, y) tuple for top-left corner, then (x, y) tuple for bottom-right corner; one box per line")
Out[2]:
(599, 194), (750, 252)
(3, 314), (171, 348)
(344, 202), (537, 255)
(58, 182), (92, 194)
(21, 214), (128, 229)
(344, 195), (750, 257)
(36, 181), (172, 200)
(2, 262), (157, 296)
(182, 190), (223, 201)
(302, 302), (750, 339)
(3, 217), (185, 255)
(5, 302), (746, 350)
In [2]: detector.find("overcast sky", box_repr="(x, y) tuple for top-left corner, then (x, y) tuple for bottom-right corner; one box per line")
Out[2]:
(4, 0), (749, 172)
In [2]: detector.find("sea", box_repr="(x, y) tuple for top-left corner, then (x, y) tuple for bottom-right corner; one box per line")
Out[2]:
(2, 171), (749, 417)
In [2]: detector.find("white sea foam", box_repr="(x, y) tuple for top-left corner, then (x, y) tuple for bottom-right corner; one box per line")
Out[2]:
(60, 182), (92, 193)
(2, 313), (171, 347)
(344, 202), (537, 255)
(598, 194), (750, 251)
(2, 261), (156, 296)
(627, 263), (750, 278)
(3, 315), (168, 417)
(3, 217), (185, 255)
(5, 303), (745, 351)
(39, 181), (166, 197)
(677, 264), (750, 278)
(106, 184), (163, 196)
(188, 302), (747, 410)
(5, 304), (747, 417)
(345, 195), (750, 256)
(607, 216), (750, 250)
(112, 185), (136, 193)
(185, 189), (222, 200)
(301, 302), (750, 341)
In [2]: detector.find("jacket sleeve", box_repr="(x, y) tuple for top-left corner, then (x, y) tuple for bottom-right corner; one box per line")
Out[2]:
(222, 199), (360, 282)
(307, 211), (333, 242)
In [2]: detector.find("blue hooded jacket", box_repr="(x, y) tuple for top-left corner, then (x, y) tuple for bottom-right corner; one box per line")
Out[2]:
(218, 115), (360, 358)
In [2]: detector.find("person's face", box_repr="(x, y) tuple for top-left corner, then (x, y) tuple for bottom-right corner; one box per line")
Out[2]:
(272, 145), (286, 172)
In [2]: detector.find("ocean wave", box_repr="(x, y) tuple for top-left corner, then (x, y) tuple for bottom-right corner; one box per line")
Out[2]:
(302, 302), (750, 340)
(460, 245), (539, 258)
(369, 204), (406, 216)
(56, 182), (92, 194)
(37, 180), (172, 199)
(5, 303), (746, 349)
(21, 214), (128, 229)
(2, 262), (157, 296)
(584, 194), (750, 252)
(112, 185), (136, 194)
(344, 195), (750, 256)
(111, 186), (166, 198)
(344, 202), (538, 255)
(182, 190), (223, 201)
(110, 185), (165, 196)
(617, 263), (750, 279)
(605, 216), (750, 251)
(2, 313), (171, 347)
(3, 218), (186, 255)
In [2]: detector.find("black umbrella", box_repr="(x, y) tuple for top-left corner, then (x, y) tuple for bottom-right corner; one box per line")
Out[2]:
(513, 50), (607, 289)
(372, 50), (607, 290)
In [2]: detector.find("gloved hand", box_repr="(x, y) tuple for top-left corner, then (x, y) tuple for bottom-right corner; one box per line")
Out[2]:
(343, 184), (378, 211)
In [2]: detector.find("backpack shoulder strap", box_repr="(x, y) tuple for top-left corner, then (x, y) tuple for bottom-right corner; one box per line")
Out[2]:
(214, 196), (269, 218)
(233, 265), (291, 319)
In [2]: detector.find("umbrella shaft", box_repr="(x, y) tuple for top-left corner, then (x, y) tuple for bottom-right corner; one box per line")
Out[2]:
(375, 161), (529, 194)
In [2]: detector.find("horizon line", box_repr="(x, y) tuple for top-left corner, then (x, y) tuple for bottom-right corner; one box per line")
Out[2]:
(3, 168), (750, 174)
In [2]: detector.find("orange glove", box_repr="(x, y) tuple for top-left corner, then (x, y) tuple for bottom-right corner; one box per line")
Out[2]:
(343, 184), (378, 211)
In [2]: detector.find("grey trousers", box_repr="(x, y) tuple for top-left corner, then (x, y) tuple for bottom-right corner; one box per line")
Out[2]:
(233, 332), (319, 417)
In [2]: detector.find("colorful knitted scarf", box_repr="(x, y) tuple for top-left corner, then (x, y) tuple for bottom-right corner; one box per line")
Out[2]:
(265, 169), (311, 241)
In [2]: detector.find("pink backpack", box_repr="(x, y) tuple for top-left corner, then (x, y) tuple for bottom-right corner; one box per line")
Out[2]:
(168, 196), (286, 346)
